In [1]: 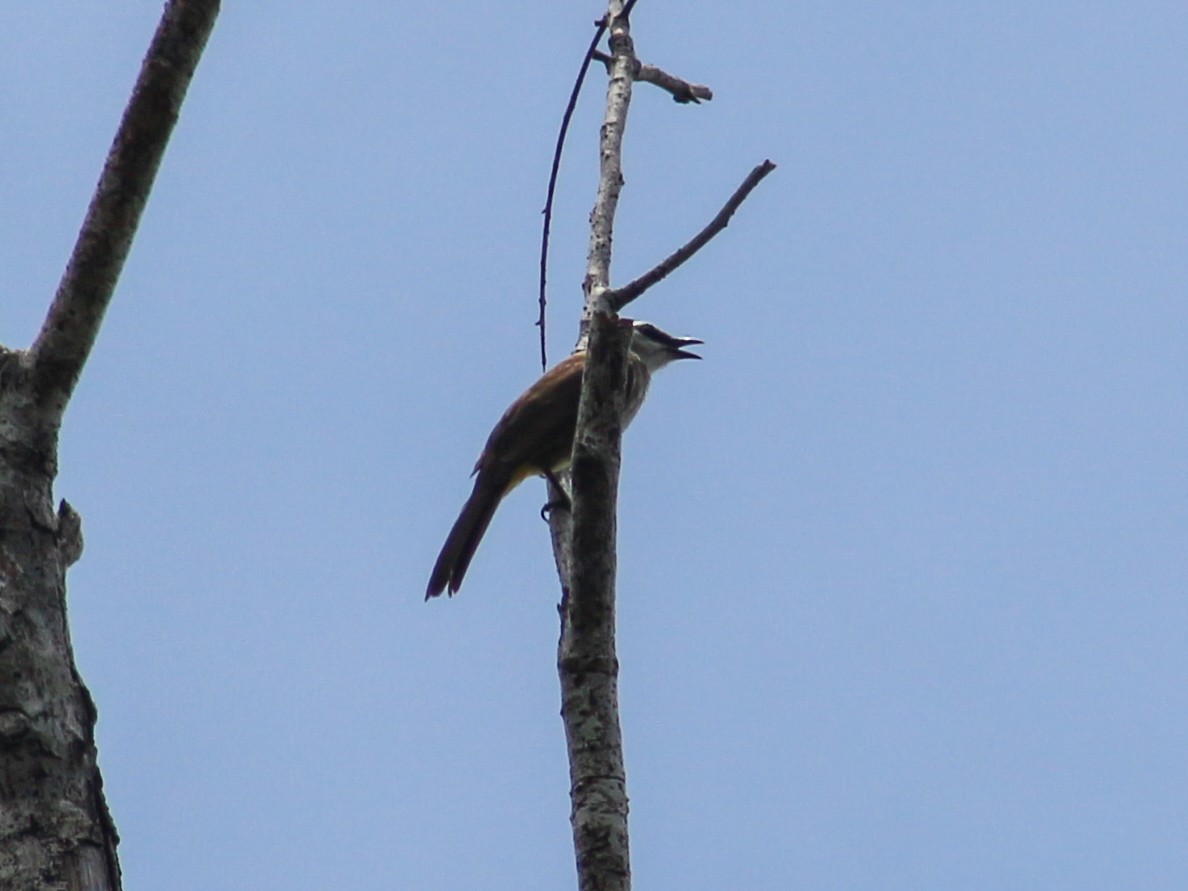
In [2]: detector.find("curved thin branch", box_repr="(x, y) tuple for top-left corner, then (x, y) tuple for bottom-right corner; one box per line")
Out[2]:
(28, 0), (220, 428)
(537, 16), (611, 371)
(610, 159), (776, 311)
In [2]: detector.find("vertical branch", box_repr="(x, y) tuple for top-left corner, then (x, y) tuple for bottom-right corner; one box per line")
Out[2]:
(582, 6), (636, 325)
(558, 4), (636, 890)
(559, 314), (633, 891)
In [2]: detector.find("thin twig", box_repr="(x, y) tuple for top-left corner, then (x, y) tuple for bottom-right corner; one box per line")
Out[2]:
(28, 0), (221, 428)
(609, 159), (776, 311)
(591, 51), (713, 104)
(637, 62), (713, 103)
(538, 18), (609, 371)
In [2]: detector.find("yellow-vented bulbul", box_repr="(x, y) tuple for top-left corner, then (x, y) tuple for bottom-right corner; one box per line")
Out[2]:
(426, 320), (701, 598)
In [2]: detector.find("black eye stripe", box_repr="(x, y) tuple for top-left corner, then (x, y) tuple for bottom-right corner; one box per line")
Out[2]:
(632, 320), (702, 350)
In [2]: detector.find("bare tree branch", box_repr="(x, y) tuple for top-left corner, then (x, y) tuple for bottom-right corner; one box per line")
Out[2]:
(580, 13), (636, 327)
(550, 6), (768, 890)
(636, 61), (714, 103)
(558, 6), (635, 888)
(610, 159), (776, 311)
(592, 50), (714, 103)
(28, 0), (220, 431)
(560, 314), (634, 891)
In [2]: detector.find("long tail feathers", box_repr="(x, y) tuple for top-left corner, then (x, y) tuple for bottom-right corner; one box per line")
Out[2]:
(426, 476), (505, 599)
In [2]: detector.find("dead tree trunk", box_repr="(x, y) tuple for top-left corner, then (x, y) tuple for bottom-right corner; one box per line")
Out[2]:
(0, 3), (219, 888)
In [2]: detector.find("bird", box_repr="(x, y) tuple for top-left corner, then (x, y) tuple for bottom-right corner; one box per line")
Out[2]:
(426, 319), (702, 599)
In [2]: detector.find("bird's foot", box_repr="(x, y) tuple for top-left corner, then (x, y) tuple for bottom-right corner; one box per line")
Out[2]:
(540, 469), (571, 520)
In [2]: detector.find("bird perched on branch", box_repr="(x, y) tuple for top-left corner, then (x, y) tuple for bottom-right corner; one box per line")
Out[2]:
(426, 319), (702, 599)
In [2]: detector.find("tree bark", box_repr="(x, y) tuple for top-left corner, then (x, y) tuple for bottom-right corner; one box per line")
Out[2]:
(0, 431), (112, 890)
(0, 3), (219, 888)
(557, 314), (634, 891)
(555, 5), (636, 890)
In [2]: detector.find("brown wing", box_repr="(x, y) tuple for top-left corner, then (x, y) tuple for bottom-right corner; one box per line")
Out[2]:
(427, 352), (585, 598)
(473, 351), (585, 484)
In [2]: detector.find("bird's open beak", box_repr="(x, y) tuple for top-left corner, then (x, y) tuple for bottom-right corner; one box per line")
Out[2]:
(672, 336), (703, 361)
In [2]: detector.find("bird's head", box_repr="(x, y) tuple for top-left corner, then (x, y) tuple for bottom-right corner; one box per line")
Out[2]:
(628, 320), (703, 371)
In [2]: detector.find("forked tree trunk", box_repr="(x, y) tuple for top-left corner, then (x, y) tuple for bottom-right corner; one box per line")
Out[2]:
(0, 2), (220, 888)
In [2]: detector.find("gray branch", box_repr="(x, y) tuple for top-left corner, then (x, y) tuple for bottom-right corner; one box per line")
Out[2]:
(581, 10), (637, 325)
(610, 159), (776, 311)
(559, 314), (634, 891)
(557, 5), (635, 889)
(553, 9), (771, 891)
(591, 50), (714, 104)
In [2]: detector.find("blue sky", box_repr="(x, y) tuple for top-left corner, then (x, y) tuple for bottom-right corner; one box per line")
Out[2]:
(4, 3), (1187, 889)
